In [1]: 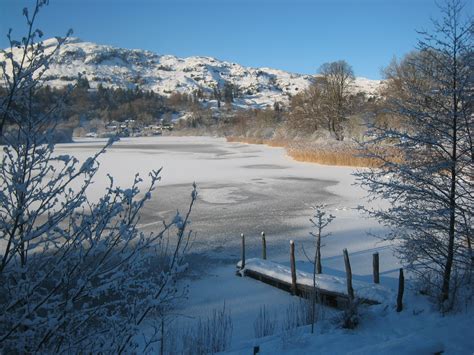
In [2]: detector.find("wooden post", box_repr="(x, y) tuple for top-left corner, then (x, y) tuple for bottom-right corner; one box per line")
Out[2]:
(343, 248), (354, 300)
(241, 233), (245, 270)
(290, 240), (297, 295)
(261, 232), (267, 260)
(397, 268), (404, 312)
(373, 252), (380, 284)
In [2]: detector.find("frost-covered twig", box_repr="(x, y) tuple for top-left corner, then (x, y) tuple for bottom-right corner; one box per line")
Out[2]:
(0, 3), (197, 353)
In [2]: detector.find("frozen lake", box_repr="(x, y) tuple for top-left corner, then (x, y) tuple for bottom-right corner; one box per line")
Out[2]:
(58, 136), (388, 260)
(56, 136), (399, 347)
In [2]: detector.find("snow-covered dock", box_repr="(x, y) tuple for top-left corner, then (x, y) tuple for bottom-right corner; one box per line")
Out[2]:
(237, 258), (392, 309)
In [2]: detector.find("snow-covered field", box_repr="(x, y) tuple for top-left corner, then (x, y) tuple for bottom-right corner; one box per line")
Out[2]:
(55, 136), (473, 354)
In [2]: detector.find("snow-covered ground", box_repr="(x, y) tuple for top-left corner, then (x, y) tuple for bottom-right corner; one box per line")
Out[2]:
(54, 136), (473, 354)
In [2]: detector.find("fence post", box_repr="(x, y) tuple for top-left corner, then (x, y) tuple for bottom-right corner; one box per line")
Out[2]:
(290, 240), (297, 295)
(373, 252), (380, 284)
(261, 232), (267, 260)
(343, 248), (354, 301)
(397, 268), (404, 312)
(241, 233), (245, 270)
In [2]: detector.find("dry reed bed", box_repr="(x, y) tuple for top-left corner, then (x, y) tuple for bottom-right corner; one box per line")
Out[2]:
(286, 142), (382, 168)
(225, 136), (383, 168)
(225, 136), (287, 147)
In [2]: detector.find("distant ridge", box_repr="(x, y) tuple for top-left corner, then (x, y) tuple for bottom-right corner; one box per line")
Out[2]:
(3, 37), (382, 109)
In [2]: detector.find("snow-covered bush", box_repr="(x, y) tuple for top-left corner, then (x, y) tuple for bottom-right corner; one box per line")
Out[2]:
(279, 297), (313, 350)
(253, 305), (277, 338)
(281, 296), (313, 333)
(338, 298), (361, 330)
(0, 1), (196, 352)
(181, 303), (233, 354)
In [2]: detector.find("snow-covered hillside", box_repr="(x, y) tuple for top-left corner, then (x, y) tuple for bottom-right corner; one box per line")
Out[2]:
(2, 37), (381, 108)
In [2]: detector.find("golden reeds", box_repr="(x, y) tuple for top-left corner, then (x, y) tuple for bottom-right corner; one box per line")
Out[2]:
(286, 146), (380, 168)
(225, 136), (390, 168)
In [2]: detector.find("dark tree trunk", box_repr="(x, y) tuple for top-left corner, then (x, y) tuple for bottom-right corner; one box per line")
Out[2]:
(441, 42), (458, 304)
(316, 233), (322, 274)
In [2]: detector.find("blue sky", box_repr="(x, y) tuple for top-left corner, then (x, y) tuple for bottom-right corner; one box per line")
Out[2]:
(0, 0), (457, 79)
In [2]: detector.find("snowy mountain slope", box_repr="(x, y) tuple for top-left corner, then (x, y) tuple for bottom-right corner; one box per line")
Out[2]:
(2, 37), (382, 108)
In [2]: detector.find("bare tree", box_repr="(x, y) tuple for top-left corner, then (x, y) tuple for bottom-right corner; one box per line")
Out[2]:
(308, 205), (335, 275)
(356, 0), (473, 309)
(303, 205), (335, 333)
(0, 1), (196, 352)
(319, 60), (355, 140)
(288, 82), (326, 133)
(287, 62), (354, 139)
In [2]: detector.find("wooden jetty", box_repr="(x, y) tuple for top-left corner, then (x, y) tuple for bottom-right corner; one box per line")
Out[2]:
(236, 234), (395, 310)
(237, 258), (390, 309)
